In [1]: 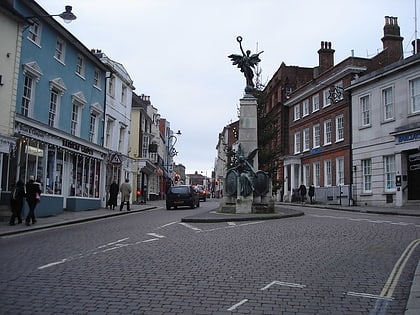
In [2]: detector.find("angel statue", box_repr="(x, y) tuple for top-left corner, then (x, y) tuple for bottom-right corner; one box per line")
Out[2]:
(228, 36), (264, 92)
(225, 144), (258, 197)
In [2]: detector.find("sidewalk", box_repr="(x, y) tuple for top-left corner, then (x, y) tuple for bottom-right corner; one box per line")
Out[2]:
(0, 201), (160, 237)
(0, 200), (418, 314)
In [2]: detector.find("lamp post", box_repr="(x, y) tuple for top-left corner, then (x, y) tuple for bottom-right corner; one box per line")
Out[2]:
(168, 130), (182, 157)
(26, 5), (77, 24)
(166, 130), (181, 186)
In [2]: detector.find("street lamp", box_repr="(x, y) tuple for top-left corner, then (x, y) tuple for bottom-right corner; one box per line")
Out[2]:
(26, 5), (77, 24)
(168, 130), (182, 157)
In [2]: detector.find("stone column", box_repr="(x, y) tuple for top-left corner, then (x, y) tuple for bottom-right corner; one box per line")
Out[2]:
(238, 93), (258, 168)
(235, 93), (258, 213)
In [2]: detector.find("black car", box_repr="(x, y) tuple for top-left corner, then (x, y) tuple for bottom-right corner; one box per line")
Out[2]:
(166, 185), (200, 210)
(195, 185), (207, 202)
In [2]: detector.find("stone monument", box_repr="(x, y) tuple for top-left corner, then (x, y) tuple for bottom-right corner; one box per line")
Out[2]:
(221, 36), (274, 214)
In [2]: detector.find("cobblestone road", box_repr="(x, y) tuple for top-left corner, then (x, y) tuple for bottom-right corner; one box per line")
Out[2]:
(1, 201), (419, 314)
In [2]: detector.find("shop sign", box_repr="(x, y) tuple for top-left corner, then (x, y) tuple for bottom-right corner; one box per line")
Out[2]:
(397, 131), (420, 143)
(62, 139), (93, 155)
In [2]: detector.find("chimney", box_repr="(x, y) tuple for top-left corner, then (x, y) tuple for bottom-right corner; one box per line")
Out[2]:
(318, 41), (335, 73)
(412, 39), (420, 55)
(381, 16), (403, 61)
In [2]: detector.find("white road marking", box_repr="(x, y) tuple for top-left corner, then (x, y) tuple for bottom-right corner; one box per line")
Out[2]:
(156, 221), (178, 229)
(260, 280), (306, 290)
(227, 222), (236, 226)
(346, 291), (393, 300)
(179, 222), (202, 232)
(138, 238), (160, 243)
(96, 238), (130, 249)
(310, 214), (418, 227)
(227, 299), (248, 311)
(147, 233), (165, 238)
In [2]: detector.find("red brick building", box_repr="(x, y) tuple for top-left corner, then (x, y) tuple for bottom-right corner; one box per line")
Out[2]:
(263, 16), (404, 204)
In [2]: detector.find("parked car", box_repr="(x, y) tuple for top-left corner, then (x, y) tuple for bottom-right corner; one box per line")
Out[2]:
(195, 185), (207, 202)
(166, 185), (200, 210)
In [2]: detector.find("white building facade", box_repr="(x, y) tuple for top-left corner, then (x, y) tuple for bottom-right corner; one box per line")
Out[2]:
(94, 50), (135, 206)
(350, 52), (420, 207)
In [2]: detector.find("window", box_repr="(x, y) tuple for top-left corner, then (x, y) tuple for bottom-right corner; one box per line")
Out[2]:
(54, 38), (65, 62)
(93, 69), (100, 88)
(105, 119), (114, 148)
(336, 157), (344, 185)
(303, 164), (310, 186)
(324, 119), (332, 145)
(71, 104), (79, 136)
(324, 160), (332, 186)
(76, 55), (85, 77)
(89, 114), (97, 142)
(294, 132), (301, 154)
(329, 81), (344, 103)
(313, 162), (320, 187)
(303, 128), (310, 151)
(48, 90), (58, 127)
(142, 135), (149, 158)
(312, 94), (320, 112)
(21, 75), (34, 117)
(313, 124), (320, 148)
(323, 88), (331, 107)
(409, 77), (420, 114)
(302, 99), (309, 117)
(121, 85), (127, 105)
(384, 155), (396, 190)
(336, 115), (344, 142)
(382, 87), (394, 121)
(108, 76), (115, 97)
(28, 20), (41, 45)
(118, 126), (125, 152)
(293, 104), (300, 121)
(360, 95), (371, 127)
(71, 92), (86, 136)
(362, 159), (372, 192)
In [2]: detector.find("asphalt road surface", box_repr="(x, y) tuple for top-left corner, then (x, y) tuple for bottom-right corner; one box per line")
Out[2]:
(1, 200), (419, 314)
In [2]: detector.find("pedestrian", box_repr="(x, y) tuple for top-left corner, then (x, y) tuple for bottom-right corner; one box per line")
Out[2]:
(119, 178), (131, 211)
(308, 184), (315, 204)
(108, 179), (119, 210)
(25, 175), (41, 226)
(9, 180), (25, 226)
(298, 182), (307, 204)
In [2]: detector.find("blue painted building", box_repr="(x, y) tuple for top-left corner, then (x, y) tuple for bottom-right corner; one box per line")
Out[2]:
(5, 0), (109, 215)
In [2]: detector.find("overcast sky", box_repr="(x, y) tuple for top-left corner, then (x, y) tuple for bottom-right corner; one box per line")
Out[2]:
(37, 0), (416, 175)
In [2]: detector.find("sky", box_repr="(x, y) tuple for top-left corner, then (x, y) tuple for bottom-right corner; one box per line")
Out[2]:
(37, 0), (417, 175)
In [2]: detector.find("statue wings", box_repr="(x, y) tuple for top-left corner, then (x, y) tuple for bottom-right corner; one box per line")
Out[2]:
(228, 51), (263, 70)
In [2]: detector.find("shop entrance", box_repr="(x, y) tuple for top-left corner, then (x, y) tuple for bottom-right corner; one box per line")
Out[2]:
(408, 151), (420, 200)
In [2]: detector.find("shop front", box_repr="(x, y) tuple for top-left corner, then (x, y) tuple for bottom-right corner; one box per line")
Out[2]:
(10, 120), (107, 216)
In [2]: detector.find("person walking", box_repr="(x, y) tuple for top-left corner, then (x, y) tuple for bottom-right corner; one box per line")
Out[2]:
(108, 179), (119, 210)
(298, 182), (307, 204)
(9, 180), (25, 225)
(308, 184), (315, 204)
(119, 179), (131, 211)
(25, 175), (41, 226)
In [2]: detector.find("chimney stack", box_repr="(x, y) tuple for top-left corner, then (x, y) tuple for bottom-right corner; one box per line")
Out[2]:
(412, 39), (420, 55)
(381, 16), (403, 61)
(318, 41), (335, 74)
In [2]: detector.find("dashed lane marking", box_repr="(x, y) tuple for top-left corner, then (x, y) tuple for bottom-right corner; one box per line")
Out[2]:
(227, 299), (248, 311)
(260, 280), (306, 290)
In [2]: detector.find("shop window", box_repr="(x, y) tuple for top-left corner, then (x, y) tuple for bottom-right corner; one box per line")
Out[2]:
(70, 154), (100, 198)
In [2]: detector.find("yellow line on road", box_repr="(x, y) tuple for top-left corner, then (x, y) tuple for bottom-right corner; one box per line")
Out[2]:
(380, 239), (420, 298)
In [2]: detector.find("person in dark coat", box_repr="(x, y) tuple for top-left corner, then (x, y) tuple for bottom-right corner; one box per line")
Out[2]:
(108, 180), (119, 210)
(9, 180), (25, 225)
(298, 182), (307, 204)
(25, 175), (41, 226)
(308, 184), (315, 204)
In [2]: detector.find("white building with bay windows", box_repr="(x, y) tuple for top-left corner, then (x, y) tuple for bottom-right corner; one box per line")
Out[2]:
(350, 51), (420, 207)
(93, 50), (135, 205)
